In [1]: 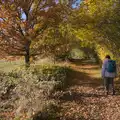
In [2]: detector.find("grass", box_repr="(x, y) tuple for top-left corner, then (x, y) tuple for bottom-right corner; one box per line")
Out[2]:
(0, 60), (24, 72)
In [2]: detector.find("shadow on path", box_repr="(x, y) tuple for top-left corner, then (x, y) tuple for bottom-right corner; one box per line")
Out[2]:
(55, 60), (120, 120)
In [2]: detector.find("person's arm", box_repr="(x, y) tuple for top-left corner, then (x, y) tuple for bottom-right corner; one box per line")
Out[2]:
(115, 62), (117, 77)
(101, 60), (106, 78)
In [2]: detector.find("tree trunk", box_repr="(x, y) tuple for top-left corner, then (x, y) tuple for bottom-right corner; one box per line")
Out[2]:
(24, 41), (31, 67)
(25, 50), (30, 67)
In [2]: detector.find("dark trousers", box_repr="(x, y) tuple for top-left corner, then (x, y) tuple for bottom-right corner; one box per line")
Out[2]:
(104, 77), (115, 93)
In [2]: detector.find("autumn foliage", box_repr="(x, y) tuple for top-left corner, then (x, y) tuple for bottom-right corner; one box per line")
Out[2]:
(0, 0), (74, 65)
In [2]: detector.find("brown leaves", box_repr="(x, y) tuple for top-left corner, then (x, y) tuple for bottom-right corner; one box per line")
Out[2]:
(54, 62), (120, 120)
(0, 0), (72, 62)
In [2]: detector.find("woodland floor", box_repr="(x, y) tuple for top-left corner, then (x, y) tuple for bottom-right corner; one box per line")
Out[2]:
(54, 60), (120, 120)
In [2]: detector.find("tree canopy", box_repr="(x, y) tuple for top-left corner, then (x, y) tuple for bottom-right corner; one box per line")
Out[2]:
(69, 0), (120, 60)
(0, 0), (76, 65)
(1, 0), (120, 64)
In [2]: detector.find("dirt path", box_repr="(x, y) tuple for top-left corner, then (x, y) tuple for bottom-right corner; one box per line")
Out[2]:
(55, 60), (120, 120)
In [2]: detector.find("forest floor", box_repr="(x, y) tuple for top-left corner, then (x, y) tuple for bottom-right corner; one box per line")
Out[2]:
(54, 60), (120, 120)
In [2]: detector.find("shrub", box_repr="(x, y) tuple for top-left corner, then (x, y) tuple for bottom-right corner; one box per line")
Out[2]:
(8, 64), (69, 89)
(0, 64), (70, 120)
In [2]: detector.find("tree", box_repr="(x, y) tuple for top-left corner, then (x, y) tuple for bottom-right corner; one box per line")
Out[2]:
(0, 0), (74, 66)
(70, 0), (120, 60)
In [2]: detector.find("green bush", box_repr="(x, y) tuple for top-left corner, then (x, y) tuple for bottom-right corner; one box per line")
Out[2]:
(0, 64), (70, 120)
(69, 48), (86, 59)
(8, 64), (69, 89)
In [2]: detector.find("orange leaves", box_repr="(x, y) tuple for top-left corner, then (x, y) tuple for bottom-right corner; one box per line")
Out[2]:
(38, 10), (46, 16)
(84, 0), (90, 3)
(0, 0), (72, 61)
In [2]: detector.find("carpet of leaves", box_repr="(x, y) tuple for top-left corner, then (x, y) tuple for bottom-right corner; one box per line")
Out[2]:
(53, 61), (120, 120)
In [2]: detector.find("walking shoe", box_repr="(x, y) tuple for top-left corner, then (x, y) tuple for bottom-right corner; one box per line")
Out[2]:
(106, 91), (109, 95)
(112, 90), (115, 95)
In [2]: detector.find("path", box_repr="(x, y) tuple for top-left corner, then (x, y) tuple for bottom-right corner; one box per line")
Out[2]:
(55, 60), (120, 120)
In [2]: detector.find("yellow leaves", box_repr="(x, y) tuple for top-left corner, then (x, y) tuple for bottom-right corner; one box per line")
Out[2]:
(84, 0), (114, 19)
(10, 4), (16, 11)
(96, 44), (113, 60)
(59, 0), (69, 5)
(34, 23), (43, 31)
